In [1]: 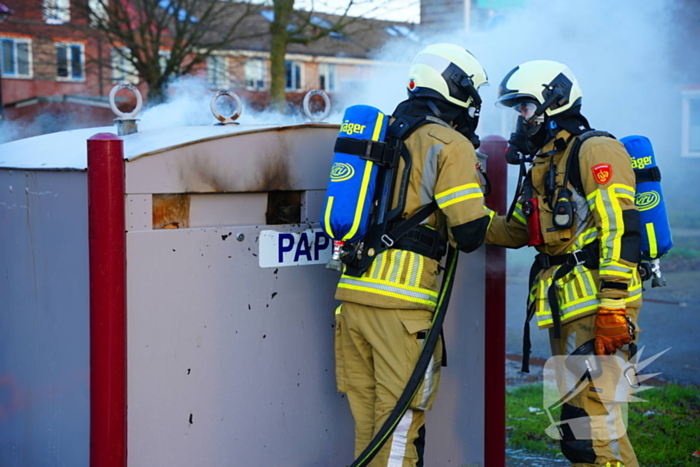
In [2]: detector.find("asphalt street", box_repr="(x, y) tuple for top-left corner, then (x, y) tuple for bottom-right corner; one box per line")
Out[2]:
(505, 249), (700, 386)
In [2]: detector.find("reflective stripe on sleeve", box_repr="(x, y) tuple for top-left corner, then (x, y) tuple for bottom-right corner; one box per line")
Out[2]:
(435, 183), (483, 208)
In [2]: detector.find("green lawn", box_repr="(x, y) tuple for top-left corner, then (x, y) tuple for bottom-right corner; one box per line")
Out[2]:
(506, 382), (700, 466)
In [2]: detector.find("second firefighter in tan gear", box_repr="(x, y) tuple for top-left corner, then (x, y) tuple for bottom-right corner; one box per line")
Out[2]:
(335, 43), (493, 467)
(487, 60), (642, 467)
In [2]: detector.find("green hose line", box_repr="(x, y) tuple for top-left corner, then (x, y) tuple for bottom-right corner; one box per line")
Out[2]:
(346, 245), (460, 467)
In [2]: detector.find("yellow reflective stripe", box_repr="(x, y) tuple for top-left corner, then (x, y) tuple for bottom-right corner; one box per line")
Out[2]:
(338, 274), (439, 306)
(324, 196), (336, 238)
(405, 252), (416, 285)
(338, 283), (437, 306)
(601, 270), (633, 279)
(372, 111), (385, 141)
(379, 250), (391, 279)
(415, 254), (424, 287)
(369, 251), (381, 279)
(390, 250), (407, 282)
(573, 227), (598, 250)
(435, 183), (484, 209)
(340, 275), (441, 297)
(646, 222), (657, 258)
(561, 303), (598, 321)
(335, 305), (342, 315)
(612, 183), (635, 200)
(342, 160), (374, 241)
(593, 191), (610, 259)
(512, 210), (526, 225)
(435, 183), (480, 198)
(440, 192), (483, 208)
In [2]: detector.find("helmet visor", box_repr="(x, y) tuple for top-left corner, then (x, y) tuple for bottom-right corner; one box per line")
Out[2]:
(513, 102), (538, 121)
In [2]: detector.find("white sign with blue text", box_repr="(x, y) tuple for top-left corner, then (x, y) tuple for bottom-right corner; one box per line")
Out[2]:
(258, 228), (332, 268)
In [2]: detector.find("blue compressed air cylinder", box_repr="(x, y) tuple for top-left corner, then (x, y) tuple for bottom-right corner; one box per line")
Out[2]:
(320, 105), (388, 243)
(621, 135), (673, 260)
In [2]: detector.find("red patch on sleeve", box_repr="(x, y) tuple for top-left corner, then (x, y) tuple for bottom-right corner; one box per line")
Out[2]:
(591, 163), (612, 184)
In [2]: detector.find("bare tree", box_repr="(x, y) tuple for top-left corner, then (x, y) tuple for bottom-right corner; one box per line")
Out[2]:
(267, 0), (386, 112)
(76, 0), (261, 104)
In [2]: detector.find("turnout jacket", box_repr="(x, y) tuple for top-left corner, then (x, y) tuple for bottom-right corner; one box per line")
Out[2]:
(486, 130), (642, 330)
(335, 119), (494, 312)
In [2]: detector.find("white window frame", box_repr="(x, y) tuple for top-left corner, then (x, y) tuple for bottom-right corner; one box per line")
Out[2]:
(1, 36), (33, 79)
(207, 55), (228, 89)
(681, 90), (700, 158)
(44, 0), (71, 25)
(245, 57), (265, 90)
(111, 47), (138, 84)
(88, 0), (108, 28)
(318, 62), (336, 92)
(285, 60), (302, 91)
(55, 41), (85, 82)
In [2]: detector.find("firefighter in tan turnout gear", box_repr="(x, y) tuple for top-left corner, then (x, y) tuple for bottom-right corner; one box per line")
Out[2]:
(487, 60), (642, 467)
(334, 44), (493, 467)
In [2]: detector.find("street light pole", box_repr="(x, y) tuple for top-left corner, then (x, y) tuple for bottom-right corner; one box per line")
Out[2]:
(0, 3), (16, 121)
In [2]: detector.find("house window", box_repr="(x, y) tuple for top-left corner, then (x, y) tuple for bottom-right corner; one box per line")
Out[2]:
(1, 37), (32, 79)
(207, 55), (228, 88)
(285, 61), (302, 91)
(682, 91), (700, 157)
(88, 0), (108, 27)
(245, 58), (265, 90)
(111, 47), (138, 84)
(44, 0), (71, 24)
(56, 42), (84, 81)
(318, 63), (336, 92)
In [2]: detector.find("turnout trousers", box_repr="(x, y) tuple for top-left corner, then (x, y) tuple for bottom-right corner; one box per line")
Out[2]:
(549, 308), (641, 467)
(334, 301), (443, 467)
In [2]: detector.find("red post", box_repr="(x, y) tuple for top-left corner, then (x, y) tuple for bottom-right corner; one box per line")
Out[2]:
(481, 135), (508, 467)
(88, 133), (127, 467)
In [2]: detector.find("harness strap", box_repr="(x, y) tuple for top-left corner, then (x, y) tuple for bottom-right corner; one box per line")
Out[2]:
(521, 241), (600, 372)
(635, 166), (661, 183)
(334, 137), (400, 168)
(393, 224), (445, 261)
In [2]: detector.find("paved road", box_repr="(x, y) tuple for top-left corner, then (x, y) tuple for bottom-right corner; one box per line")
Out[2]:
(505, 249), (700, 386)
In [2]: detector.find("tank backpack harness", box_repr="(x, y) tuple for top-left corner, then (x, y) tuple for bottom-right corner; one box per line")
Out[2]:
(520, 130), (672, 373)
(321, 104), (447, 277)
(320, 105), (460, 467)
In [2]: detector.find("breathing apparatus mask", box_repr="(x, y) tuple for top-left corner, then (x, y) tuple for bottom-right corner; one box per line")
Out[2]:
(504, 102), (546, 164)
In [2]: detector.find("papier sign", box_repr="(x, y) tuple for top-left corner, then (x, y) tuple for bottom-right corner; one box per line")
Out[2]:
(258, 228), (332, 268)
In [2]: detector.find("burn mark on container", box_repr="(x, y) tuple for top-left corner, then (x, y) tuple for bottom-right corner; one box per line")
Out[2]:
(222, 232), (231, 241)
(263, 334), (267, 339)
(248, 304), (251, 310)
(273, 268), (278, 274)
(153, 194), (190, 229)
(189, 414), (193, 425)
(271, 292), (277, 299)
(187, 368), (191, 375)
(258, 153), (293, 192)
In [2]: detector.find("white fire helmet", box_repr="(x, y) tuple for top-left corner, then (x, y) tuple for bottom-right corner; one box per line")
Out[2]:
(496, 60), (583, 118)
(407, 43), (488, 110)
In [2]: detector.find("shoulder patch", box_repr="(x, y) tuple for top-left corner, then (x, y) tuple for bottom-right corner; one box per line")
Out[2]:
(591, 163), (612, 184)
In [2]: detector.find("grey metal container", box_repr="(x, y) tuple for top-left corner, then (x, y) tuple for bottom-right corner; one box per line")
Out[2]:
(0, 122), (493, 466)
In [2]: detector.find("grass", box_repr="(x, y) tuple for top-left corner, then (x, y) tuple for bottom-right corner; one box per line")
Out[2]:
(506, 382), (700, 466)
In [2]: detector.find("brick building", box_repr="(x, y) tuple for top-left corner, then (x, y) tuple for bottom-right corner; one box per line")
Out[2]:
(0, 0), (417, 140)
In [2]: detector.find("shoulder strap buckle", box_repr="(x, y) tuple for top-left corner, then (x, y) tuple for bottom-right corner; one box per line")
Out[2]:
(381, 234), (395, 248)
